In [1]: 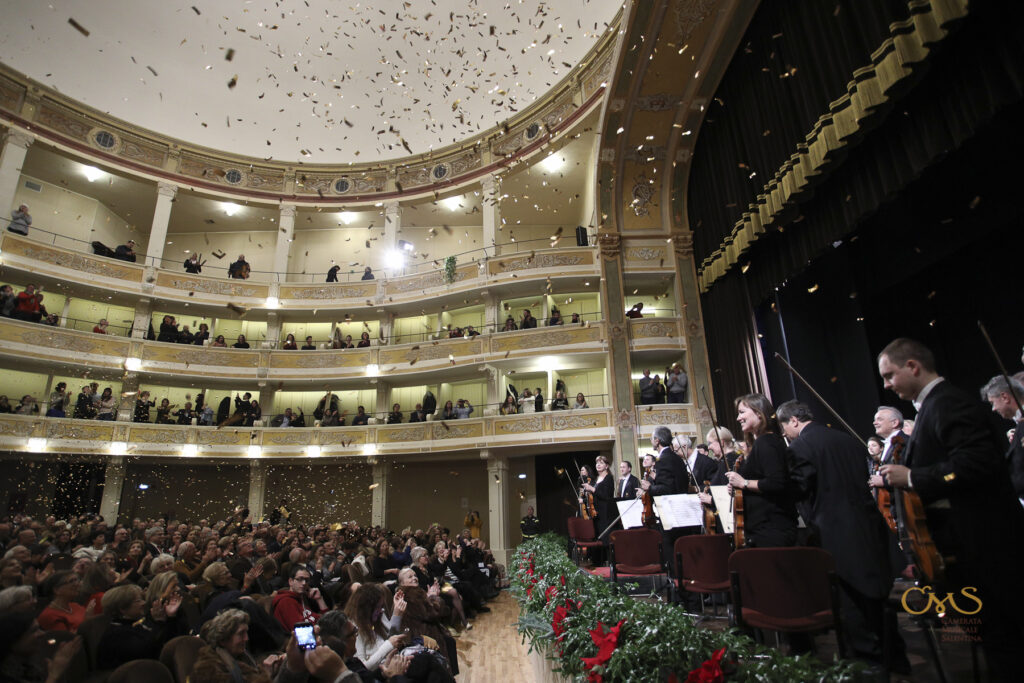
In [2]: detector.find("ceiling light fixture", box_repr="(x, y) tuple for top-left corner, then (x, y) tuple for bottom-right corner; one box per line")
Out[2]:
(82, 166), (104, 182)
(441, 196), (462, 211)
(339, 211), (356, 225)
(222, 202), (241, 216)
(541, 154), (564, 172)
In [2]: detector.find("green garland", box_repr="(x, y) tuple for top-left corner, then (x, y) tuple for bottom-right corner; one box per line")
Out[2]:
(512, 534), (865, 682)
(444, 255), (457, 284)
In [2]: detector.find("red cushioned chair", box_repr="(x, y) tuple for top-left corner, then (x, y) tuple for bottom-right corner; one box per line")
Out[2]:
(159, 635), (205, 683)
(674, 534), (733, 616)
(107, 659), (174, 683)
(728, 547), (846, 658)
(609, 528), (668, 595)
(567, 517), (603, 566)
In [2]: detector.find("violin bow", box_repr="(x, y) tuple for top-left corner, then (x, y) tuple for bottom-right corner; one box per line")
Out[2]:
(978, 320), (1024, 416)
(773, 353), (866, 448)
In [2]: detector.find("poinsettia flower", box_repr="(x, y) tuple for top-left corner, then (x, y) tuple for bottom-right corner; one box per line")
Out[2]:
(544, 585), (559, 604)
(581, 619), (625, 683)
(686, 647), (726, 683)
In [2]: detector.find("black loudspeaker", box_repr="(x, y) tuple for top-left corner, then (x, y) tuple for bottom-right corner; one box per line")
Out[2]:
(575, 225), (588, 246)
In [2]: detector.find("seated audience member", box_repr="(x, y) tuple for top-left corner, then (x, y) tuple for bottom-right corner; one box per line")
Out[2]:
(114, 240), (137, 262)
(282, 333), (299, 350)
(96, 388), (116, 420)
(134, 391), (155, 422)
(184, 253), (202, 273)
(0, 612), (82, 683)
(174, 541), (220, 583)
(571, 312), (582, 324)
(16, 395), (39, 415)
(47, 382), (70, 417)
(345, 584), (409, 672)
(228, 254), (251, 279)
(233, 334), (251, 349)
(552, 390), (570, 410)
(96, 583), (181, 669)
(386, 404), (403, 424)
(521, 310), (537, 329)
(42, 313), (59, 326)
(409, 404), (426, 423)
(572, 392), (589, 409)
(361, 266), (375, 281)
(0, 284), (15, 316)
(199, 402), (215, 425)
(454, 399), (474, 419)
(301, 335), (316, 350)
(548, 308), (564, 326)
(518, 389), (535, 414)
(155, 398), (175, 424)
(351, 406), (369, 426)
(327, 264), (341, 282)
(396, 568), (458, 674)
(502, 316), (517, 332)
(321, 405), (342, 427)
(93, 319), (109, 334)
(246, 399), (262, 426)
(0, 395), (12, 413)
(357, 332), (371, 348)
(194, 322), (211, 345)
(465, 325), (480, 337)
(37, 571), (91, 632)
(500, 395), (518, 415)
(73, 386), (97, 420)
(626, 302), (644, 318)
(440, 401), (456, 421)
(157, 315), (179, 343)
(534, 388), (545, 412)
(211, 334), (228, 347)
(316, 610), (377, 681)
(0, 585), (35, 613)
(12, 284), (43, 322)
(178, 325), (195, 344)
(8, 204), (31, 235)
(272, 565), (328, 629)
(175, 402), (195, 425)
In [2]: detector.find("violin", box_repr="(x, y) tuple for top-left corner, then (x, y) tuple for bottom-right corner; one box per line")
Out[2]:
(701, 479), (717, 534)
(889, 433), (947, 585)
(239, 263), (251, 279)
(731, 452), (746, 549)
(579, 475), (597, 520)
(873, 456), (898, 534)
(641, 460), (658, 528)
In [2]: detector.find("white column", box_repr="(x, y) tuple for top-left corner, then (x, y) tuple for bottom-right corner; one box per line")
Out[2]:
(146, 182), (178, 264)
(375, 381), (389, 422)
(131, 299), (152, 340)
(482, 365), (499, 416)
(481, 290), (497, 333)
(384, 201), (401, 251)
(371, 458), (389, 527)
(485, 450), (511, 566)
(274, 205), (297, 276)
(266, 311), (282, 348)
(0, 129), (33, 216)
(380, 311), (394, 345)
(42, 375), (55, 413)
(59, 298), (72, 328)
(118, 374), (139, 422)
(480, 174), (499, 254)
(99, 458), (127, 525)
(248, 461), (268, 522)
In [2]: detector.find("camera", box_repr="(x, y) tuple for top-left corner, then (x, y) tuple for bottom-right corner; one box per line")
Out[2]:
(294, 622), (316, 651)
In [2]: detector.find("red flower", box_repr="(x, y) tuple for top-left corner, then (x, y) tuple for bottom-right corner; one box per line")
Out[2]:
(686, 647), (726, 683)
(552, 604), (571, 640)
(560, 575), (566, 586)
(581, 619), (625, 683)
(544, 585), (559, 604)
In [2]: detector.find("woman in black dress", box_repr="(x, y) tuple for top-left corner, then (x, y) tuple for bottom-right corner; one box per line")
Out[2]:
(724, 393), (798, 548)
(580, 456), (617, 543)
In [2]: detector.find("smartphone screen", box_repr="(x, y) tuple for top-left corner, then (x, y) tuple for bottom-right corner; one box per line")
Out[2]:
(294, 623), (316, 651)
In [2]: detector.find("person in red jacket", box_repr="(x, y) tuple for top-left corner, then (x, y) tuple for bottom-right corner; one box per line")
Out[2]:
(271, 565), (327, 630)
(13, 284), (42, 322)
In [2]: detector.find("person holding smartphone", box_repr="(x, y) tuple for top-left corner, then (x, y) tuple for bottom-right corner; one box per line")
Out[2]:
(272, 565), (328, 630)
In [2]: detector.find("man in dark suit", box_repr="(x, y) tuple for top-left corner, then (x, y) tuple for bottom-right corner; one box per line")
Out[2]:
(779, 400), (909, 673)
(641, 426), (686, 569)
(980, 374), (1024, 501)
(878, 338), (1024, 680)
(615, 460), (641, 501)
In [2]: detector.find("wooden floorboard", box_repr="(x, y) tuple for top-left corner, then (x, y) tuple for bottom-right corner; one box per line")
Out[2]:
(454, 590), (534, 683)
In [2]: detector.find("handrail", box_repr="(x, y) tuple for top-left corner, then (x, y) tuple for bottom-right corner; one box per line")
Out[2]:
(3, 218), (588, 284)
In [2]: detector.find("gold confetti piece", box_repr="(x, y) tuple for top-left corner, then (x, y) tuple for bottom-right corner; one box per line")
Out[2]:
(969, 196), (981, 209)
(368, 483), (380, 490)
(227, 75), (238, 89)
(191, 5), (200, 14)
(807, 284), (819, 293)
(68, 18), (90, 36)
(225, 48), (235, 61)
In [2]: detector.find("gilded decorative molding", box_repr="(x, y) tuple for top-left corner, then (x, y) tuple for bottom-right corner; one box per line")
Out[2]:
(0, 418), (37, 437)
(582, 53), (613, 97)
(273, 350), (371, 369)
(380, 425), (426, 443)
(16, 328), (104, 355)
(295, 171), (386, 197)
(9, 239), (143, 282)
(495, 416), (544, 434)
(45, 422), (114, 441)
(552, 414), (608, 430)
(37, 103), (91, 142)
(396, 150), (482, 189)
(432, 422), (482, 439)
(629, 319), (681, 340)
(178, 154), (286, 192)
(0, 74), (24, 112)
(384, 268), (471, 293)
(671, 232), (694, 259)
(129, 427), (185, 443)
(198, 430), (250, 445)
(637, 407), (690, 426)
(318, 431), (365, 445)
(150, 347), (259, 368)
(673, 0), (719, 41)
(597, 233), (621, 260)
(624, 247), (665, 262)
(262, 431), (311, 446)
(614, 409), (636, 430)
(282, 284), (376, 300)
(492, 252), (586, 273)
(489, 325), (602, 352)
(156, 273), (266, 298)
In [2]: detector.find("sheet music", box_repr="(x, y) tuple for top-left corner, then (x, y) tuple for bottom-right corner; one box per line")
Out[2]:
(709, 486), (733, 534)
(653, 494), (703, 530)
(616, 498), (647, 529)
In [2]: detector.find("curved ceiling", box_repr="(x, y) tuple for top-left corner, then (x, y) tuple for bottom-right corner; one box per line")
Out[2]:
(0, 0), (620, 165)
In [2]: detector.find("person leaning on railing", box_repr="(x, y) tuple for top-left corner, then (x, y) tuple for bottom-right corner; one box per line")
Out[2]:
(8, 204), (31, 235)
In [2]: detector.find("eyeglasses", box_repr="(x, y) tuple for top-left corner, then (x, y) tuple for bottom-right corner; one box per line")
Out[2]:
(292, 576), (310, 583)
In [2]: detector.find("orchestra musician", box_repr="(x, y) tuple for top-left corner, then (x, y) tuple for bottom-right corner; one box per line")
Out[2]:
(723, 393), (798, 548)
(615, 460), (641, 501)
(779, 399), (910, 673)
(877, 338), (1024, 679)
(641, 426), (686, 566)
(579, 457), (617, 543)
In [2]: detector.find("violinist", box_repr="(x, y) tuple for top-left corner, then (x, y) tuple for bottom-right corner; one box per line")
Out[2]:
(699, 427), (736, 530)
(579, 458), (616, 542)
(723, 393), (798, 548)
(615, 461), (641, 500)
(640, 426), (686, 565)
(877, 338), (1024, 679)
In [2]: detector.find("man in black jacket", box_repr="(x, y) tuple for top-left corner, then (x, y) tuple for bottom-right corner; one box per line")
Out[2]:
(980, 374), (1024, 501)
(615, 461), (641, 501)
(641, 426), (686, 567)
(779, 400), (908, 673)
(878, 338), (1024, 680)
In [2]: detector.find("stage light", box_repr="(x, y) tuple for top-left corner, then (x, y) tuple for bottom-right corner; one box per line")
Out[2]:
(442, 196), (462, 211)
(362, 443), (377, 456)
(541, 154), (564, 172)
(339, 211), (357, 225)
(265, 296), (279, 309)
(307, 445), (322, 458)
(27, 438), (46, 451)
(385, 249), (406, 271)
(222, 202), (241, 216)
(124, 357), (142, 371)
(82, 166), (104, 182)
(398, 239), (414, 252)
(109, 442), (127, 455)
(248, 445), (262, 458)
(182, 444), (198, 457)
